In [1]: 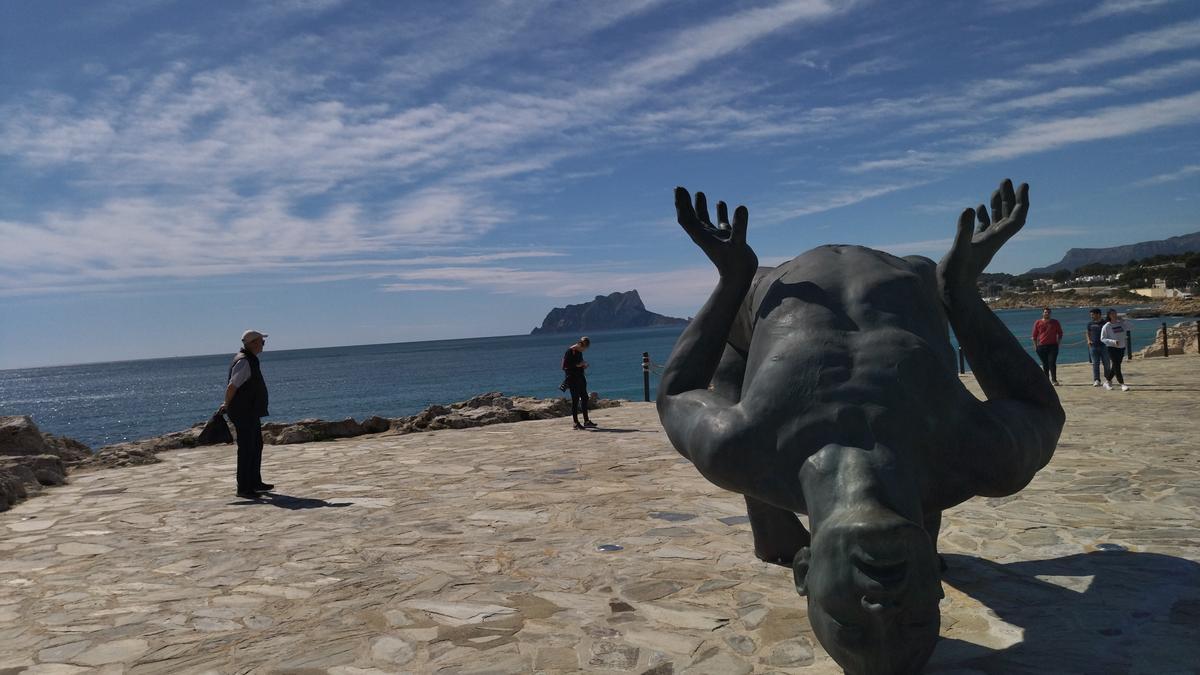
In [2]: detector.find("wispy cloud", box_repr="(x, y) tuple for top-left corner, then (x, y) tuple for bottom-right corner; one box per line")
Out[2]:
(1133, 163), (1200, 186)
(756, 180), (932, 222)
(964, 90), (1200, 162)
(1028, 19), (1200, 74)
(852, 90), (1200, 172)
(1107, 58), (1200, 88)
(1076, 0), (1186, 23)
(842, 56), (908, 78)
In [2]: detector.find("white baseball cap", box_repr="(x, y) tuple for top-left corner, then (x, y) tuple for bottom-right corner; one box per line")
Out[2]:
(241, 330), (268, 344)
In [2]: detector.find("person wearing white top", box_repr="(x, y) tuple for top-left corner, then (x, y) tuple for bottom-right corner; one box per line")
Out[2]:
(1099, 309), (1130, 391)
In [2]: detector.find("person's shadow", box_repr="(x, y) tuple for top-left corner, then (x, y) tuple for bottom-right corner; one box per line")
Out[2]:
(929, 550), (1200, 674)
(230, 492), (353, 509)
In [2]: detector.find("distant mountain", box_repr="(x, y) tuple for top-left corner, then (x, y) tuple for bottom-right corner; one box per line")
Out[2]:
(1027, 231), (1200, 274)
(530, 290), (688, 335)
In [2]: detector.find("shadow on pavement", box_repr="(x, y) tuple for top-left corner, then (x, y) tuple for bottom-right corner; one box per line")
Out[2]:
(930, 550), (1200, 673)
(230, 492), (353, 509)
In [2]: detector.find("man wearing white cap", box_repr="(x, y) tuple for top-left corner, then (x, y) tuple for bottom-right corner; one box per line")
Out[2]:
(218, 330), (273, 499)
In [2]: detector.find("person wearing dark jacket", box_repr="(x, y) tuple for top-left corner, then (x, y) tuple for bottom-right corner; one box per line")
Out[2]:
(218, 330), (273, 499)
(562, 336), (595, 429)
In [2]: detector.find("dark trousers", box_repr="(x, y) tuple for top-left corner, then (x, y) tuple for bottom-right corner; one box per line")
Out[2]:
(1035, 343), (1059, 381)
(231, 415), (263, 490)
(1089, 344), (1110, 382)
(1105, 346), (1125, 384)
(567, 375), (589, 423)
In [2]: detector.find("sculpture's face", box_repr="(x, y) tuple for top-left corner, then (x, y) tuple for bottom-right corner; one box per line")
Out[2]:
(796, 514), (942, 674)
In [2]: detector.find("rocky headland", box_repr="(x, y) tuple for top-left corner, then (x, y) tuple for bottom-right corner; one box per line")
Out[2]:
(530, 290), (688, 335)
(0, 392), (620, 511)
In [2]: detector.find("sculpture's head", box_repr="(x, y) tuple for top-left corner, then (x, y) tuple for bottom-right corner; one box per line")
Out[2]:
(793, 506), (942, 674)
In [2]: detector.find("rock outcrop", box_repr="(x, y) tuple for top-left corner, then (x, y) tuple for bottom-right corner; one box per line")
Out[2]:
(531, 290), (688, 335)
(0, 416), (81, 511)
(1136, 320), (1200, 358)
(2, 392), (622, 509)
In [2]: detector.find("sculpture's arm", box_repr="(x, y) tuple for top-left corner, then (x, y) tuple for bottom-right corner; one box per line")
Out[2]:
(937, 180), (1064, 495)
(657, 188), (757, 490)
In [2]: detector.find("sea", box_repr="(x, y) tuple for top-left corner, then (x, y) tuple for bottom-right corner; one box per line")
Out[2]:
(0, 307), (1173, 449)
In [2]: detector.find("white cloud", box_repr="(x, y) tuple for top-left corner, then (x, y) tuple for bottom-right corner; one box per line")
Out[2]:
(843, 56), (908, 78)
(1107, 58), (1200, 89)
(1076, 0), (1185, 23)
(1028, 19), (1200, 74)
(1133, 163), (1200, 186)
(755, 180), (932, 222)
(964, 90), (1200, 162)
(853, 90), (1200, 172)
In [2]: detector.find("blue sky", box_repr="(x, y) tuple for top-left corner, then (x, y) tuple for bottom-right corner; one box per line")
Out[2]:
(2, 0), (1198, 368)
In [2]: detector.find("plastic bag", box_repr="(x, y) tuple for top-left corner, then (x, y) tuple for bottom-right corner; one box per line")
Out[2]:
(197, 413), (233, 445)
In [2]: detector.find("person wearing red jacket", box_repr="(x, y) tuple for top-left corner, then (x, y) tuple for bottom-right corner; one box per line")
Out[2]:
(1031, 307), (1064, 385)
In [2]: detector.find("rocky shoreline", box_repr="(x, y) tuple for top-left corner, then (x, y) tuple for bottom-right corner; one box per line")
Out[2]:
(986, 293), (1200, 315)
(0, 391), (621, 511)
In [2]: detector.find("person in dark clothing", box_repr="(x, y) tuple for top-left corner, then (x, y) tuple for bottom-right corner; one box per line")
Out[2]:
(218, 330), (274, 499)
(562, 336), (595, 429)
(1084, 308), (1110, 387)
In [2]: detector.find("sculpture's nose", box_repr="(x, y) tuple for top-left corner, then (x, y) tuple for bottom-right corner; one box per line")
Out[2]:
(853, 554), (908, 596)
(860, 594), (903, 614)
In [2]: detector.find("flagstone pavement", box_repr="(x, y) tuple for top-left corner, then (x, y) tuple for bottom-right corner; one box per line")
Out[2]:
(2, 355), (1199, 674)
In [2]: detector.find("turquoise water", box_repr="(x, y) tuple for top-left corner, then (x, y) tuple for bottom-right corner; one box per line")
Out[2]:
(0, 308), (1168, 448)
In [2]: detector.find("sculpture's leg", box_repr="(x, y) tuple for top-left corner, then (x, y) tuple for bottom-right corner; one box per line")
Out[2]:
(746, 495), (810, 566)
(923, 510), (947, 573)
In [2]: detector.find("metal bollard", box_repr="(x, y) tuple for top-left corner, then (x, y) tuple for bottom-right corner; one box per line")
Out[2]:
(1162, 321), (1169, 357)
(1128, 330), (1134, 358)
(1196, 320), (1199, 355)
(642, 352), (651, 402)
(958, 347), (965, 375)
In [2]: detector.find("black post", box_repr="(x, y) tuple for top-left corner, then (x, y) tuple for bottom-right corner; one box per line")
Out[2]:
(1162, 321), (1169, 357)
(1196, 320), (1199, 355)
(958, 347), (965, 375)
(642, 352), (651, 402)
(1128, 329), (1134, 358)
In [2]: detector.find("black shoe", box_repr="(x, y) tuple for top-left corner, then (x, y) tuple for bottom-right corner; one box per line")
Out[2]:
(254, 483), (274, 492)
(573, 422), (585, 430)
(236, 490), (262, 500)
(583, 421), (597, 428)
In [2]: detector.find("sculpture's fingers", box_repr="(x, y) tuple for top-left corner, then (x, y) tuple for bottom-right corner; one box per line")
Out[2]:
(1000, 179), (1016, 220)
(953, 208), (975, 256)
(975, 204), (990, 234)
(1009, 182), (1029, 227)
(695, 192), (712, 226)
(980, 183), (1030, 247)
(732, 205), (749, 245)
(716, 201), (730, 230)
(990, 188), (1003, 225)
(675, 187), (703, 235)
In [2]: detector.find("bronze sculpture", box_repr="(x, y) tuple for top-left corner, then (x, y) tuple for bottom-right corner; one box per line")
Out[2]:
(657, 179), (1064, 674)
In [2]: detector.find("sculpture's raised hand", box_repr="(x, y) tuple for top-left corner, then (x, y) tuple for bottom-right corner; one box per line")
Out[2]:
(937, 179), (1029, 297)
(675, 187), (758, 280)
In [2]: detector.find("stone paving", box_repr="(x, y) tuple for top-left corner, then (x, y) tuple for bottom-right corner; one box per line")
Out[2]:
(2, 355), (1199, 674)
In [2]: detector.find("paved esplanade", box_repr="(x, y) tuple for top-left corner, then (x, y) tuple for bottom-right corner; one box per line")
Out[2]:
(2, 356), (1198, 674)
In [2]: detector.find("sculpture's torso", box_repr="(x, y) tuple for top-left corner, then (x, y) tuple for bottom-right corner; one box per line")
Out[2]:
(723, 245), (981, 513)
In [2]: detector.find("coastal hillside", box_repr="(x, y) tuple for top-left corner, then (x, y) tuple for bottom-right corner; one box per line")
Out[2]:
(1027, 231), (1200, 274)
(531, 290), (688, 335)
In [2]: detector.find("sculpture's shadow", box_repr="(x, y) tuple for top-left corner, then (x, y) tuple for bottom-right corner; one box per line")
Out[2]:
(929, 551), (1200, 674)
(231, 492), (353, 509)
